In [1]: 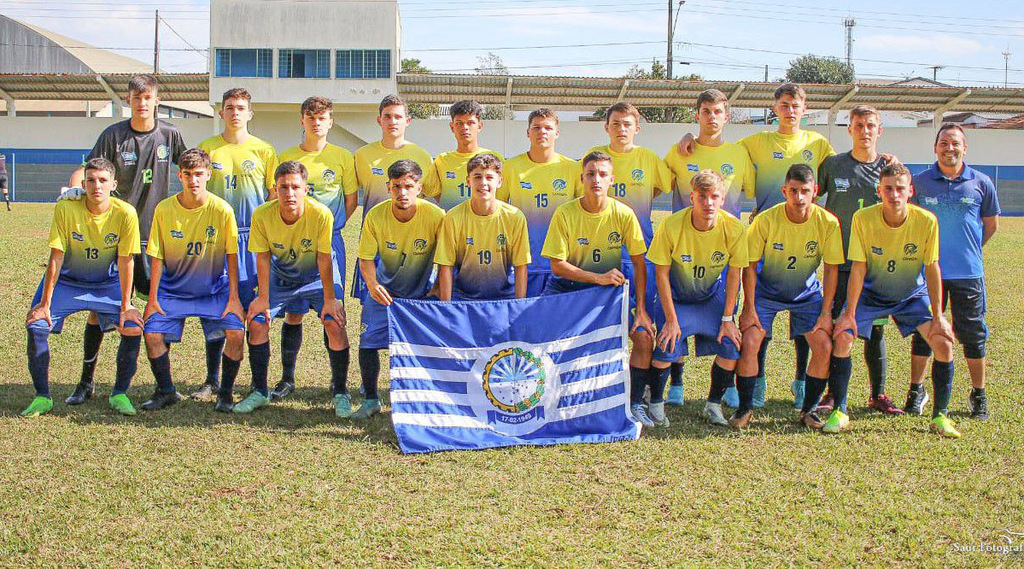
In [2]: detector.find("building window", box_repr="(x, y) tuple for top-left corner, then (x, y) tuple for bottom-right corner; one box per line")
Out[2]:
(278, 49), (331, 79)
(215, 48), (272, 78)
(336, 49), (391, 79)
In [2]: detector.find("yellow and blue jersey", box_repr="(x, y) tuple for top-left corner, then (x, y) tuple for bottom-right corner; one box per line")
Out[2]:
(249, 197), (334, 284)
(198, 134), (278, 229)
(430, 149), (504, 211)
(849, 204), (939, 306)
(354, 141), (440, 217)
(357, 198), (446, 299)
(498, 152), (582, 274)
(585, 145), (671, 243)
(146, 195), (239, 298)
(748, 203), (844, 302)
(435, 200), (531, 299)
(739, 130), (835, 214)
(664, 141), (755, 217)
(541, 198), (646, 292)
(48, 198), (140, 285)
(647, 208), (747, 303)
(279, 143), (358, 232)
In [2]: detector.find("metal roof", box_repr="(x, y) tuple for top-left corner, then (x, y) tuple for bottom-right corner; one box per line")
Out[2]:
(0, 73), (210, 102)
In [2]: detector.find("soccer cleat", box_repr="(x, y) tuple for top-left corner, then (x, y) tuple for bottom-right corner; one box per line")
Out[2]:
(722, 386), (739, 408)
(334, 393), (353, 418)
(791, 379), (806, 410)
(108, 393), (136, 416)
(822, 409), (850, 434)
(752, 376), (766, 408)
(21, 396), (53, 417)
(904, 387), (929, 416)
(647, 402), (670, 427)
(232, 392), (269, 414)
(270, 380), (295, 401)
(214, 392), (235, 413)
(189, 382), (218, 402)
(728, 408), (753, 429)
(140, 390), (182, 411)
(798, 411), (825, 430)
(352, 398), (382, 420)
(967, 390), (989, 421)
(666, 384), (684, 406)
(630, 403), (655, 427)
(868, 394), (906, 416)
(65, 382), (94, 405)
(702, 402), (729, 427)
(929, 413), (962, 438)
(815, 393), (835, 414)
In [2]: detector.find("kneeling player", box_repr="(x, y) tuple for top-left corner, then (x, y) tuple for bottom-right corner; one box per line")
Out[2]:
(23, 158), (144, 416)
(356, 159), (446, 419)
(649, 170), (746, 427)
(139, 149), (246, 411)
(738, 164), (844, 431)
(541, 151), (655, 426)
(833, 162), (960, 437)
(237, 161), (348, 415)
(437, 153), (530, 300)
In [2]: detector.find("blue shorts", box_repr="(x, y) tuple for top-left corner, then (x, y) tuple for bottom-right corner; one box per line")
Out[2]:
(652, 288), (740, 362)
(29, 278), (122, 333)
(255, 276), (345, 323)
(351, 258), (370, 304)
(359, 295), (390, 350)
(622, 255), (658, 331)
(142, 290), (245, 342)
(525, 271), (551, 298)
(756, 292), (824, 340)
(286, 231), (346, 315)
(236, 228), (258, 308)
(849, 293), (932, 339)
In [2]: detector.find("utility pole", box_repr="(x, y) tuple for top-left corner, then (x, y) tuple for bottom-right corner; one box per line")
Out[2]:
(665, 0), (684, 122)
(763, 65), (769, 124)
(1003, 49), (1012, 88)
(153, 10), (160, 73)
(928, 65), (944, 82)
(843, 17), (856, 74)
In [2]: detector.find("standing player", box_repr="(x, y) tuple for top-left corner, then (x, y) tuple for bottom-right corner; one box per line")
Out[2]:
(23, 158), (143, 416)
(356, 160), (446, 419)
(234, 161), (347, 415)
(436, 154), (530, 300)
(429, 100), (503, 211)
(737, 164), (844, 431)
(817, 105), (900, 414)
(499, 108), (582, 296)
(275, 96), (358, 401)
(63, 74), (186, 406)
(834, 162), (959, 437)
(0, 152), (8, 204)
(196, 88), (278, 401)
(648, 170), (746, 427)
(909, 125), (1000, 420)
(138, 149), (245, 411)
(541, 151), (655, 425)
(662, 89), (755, 405)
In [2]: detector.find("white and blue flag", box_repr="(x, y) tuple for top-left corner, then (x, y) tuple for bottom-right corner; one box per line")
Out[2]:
(387, 285), (640, 453)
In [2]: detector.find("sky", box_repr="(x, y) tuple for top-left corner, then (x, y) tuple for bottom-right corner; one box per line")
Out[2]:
(4, 0), (1024, 87)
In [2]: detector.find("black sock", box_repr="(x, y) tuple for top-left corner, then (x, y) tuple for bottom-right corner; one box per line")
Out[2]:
(708, 363), (735, 404)
(828, 356), (853, 413)
(736, 374), (757, 413)
(81, 322), (104, 385)
(220, 353), (241, 397)
(909, 382), (924, 393)
(629, 366), (649, 404)
(802, 375), (829, 414)
(327, 342), (350, 395)
(204, 337), (225, 387)
(865, 324), (887, 399)
(280, 322), (303, 384)
(27, 326), (51, 397)
(669, 361), (684, 387)
(648, 366), (670, 403)
(931, 360), (954, 418)
(248, 342), (270, 397)
(756, 338), (769, 380)
(972, 386), (986, 397)
(359, 348), (381, 400)
(112, 335), (141, 395)
(794, 334), (809, 382)
(148, 352), (174, 394)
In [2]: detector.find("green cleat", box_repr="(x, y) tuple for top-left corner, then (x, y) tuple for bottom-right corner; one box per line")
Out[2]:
(930, 413), (962, 439)
(351, 398), (381, 420)
(233, 391), (270, 414)
(108, 393), (137, 416)
(21, 396), (53, 417)
(822, 409), (850, 434)
(334, 393), (353, 418)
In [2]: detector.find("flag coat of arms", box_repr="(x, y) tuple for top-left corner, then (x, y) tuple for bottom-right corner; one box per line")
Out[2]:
(387, 285), (640, 453)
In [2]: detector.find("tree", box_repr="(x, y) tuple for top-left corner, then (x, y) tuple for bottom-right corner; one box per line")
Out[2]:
(473, 52), (511, 120)
(400, 58), (440, 119)
(593, 59), (701, 123)
(784, 54), (854, 84)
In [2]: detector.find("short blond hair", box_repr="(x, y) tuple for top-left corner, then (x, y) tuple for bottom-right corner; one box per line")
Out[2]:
(690, 169), (725, 194)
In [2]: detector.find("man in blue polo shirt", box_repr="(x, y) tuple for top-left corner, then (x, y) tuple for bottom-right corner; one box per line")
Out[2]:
(909, 124), (999, 420)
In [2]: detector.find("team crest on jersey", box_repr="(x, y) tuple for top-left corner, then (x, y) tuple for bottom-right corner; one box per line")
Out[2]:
(680, 254), (692, 263)
(772, 242), (784, 251)
(802, 149), (814, 162)
(414, 238), (428, 251)
(577, 238), (590, 245)
(520, 182), (533, 190)
(72, 232), (84, 242)
(205, 225), (216, 241)
(871, 246), (884, 255)
(103, 233), (119, 247)
(466, 237), (474, 245)
(242, 160), (256, 173)
(496, 234), (507, 246)
(772, 152), (784, 160)
(721, 163), (734, 176)
(171, 230), (184, 239)
(446, 171), (457, 180)
(319, 169), (334, 183)
(607, 231), (622, 245)
(903, 243), (918, 257)
(156, 145), (169, 160)
(372, 167), (385, 176)
(687, 164), (699, 173)
(631, 169), (644, 182)
(805, 241), (819, 256)
(286, 250), (298, 262)
(552, 179), (567, 191)
(211, 162), (224, 171)
(835, 178), (851, 191)
(301, 238), (313, 252)
(711, 251), (726, 265)
(386, 241), (398, 251)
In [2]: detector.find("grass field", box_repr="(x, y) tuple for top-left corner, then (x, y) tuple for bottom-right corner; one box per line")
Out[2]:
(1, 203), (1022, 566)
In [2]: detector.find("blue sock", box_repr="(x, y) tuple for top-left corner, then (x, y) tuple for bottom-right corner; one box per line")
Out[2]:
(708, 363), (734, 404)
(829, 356), (853, 413)
(281, 322), (302, 384)
(27, 325), (51, 397)
(669, 361), (684, 387)
(648, 366), (670, 403)
(248, 342), (270, 397)
(931, 360), (954, 418)
(802, 375), (828, 414)
(629, 366), (647, 404)
(204, 337), (225, 387)
(112, 335), (141, 395)
(148, 352), (174, 394)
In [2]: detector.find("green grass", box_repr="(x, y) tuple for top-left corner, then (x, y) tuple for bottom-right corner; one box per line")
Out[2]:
(1, 203), (1023, 566)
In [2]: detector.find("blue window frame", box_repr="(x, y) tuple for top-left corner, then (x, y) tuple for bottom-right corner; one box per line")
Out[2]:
(336, 49), (391, 79)
(278, 49), (331, 79)
(214, 48), (272, 78)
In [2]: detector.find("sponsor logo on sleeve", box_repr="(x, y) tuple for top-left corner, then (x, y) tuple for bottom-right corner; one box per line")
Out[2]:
(211, 162), (223, 171)
(772, 152), (784, 160)
(371, 167), (384, 176)
(835, 178), (851, 191)
(466, 237), (475, 245)
(577, 237), (590, 245)
(772, 242), (784, 251)
(871, 246), (884, 255)
(520, 182), (533, 190)
(687, 164), (699, 173)
(170, 230), (184, 239)
(72, 232), (84, 242)
(446, 171), (457, 180)
(680, 254), (692, 262)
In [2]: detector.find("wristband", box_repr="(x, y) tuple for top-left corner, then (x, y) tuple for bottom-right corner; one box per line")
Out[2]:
(721, 314), (734, 322)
